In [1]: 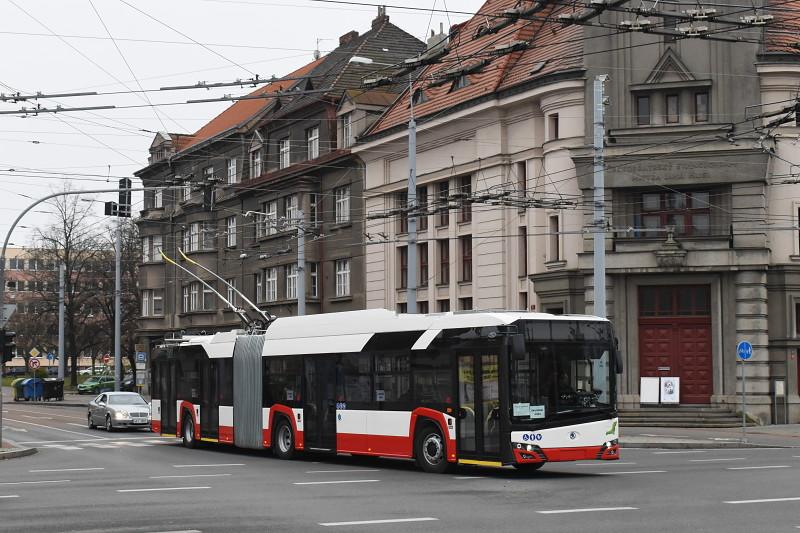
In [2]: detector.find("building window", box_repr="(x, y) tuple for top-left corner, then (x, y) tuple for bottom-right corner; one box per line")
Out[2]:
(141, 235), (163, 263)
(249, 147), (262, 178)
(417, 186), (428, 231)
(460, 235), (472, 282)
(188, 222), (201, 252)
(335, 185), (350, 224)
(398, 246), (408, 289)
(183, 285), (189, 313)
(190, 282), (199, 311)
(639, 285), (711, 317)
(397, 302), (408, 314)
(548, 215), (560, 261)
(694, 92), (709, 122)
(181, 183), (191, 203)
(261, 200), (278, 237)
(548, 113), (559, 140)
(182, 229), (190, 253)
(279, 137), (291, 169)
(286, 264), (298, 300)
(335, 258), (350, 297)
(9, 258), (23, 270)
(202, 284), (215, 310)
(227, 158), (238, 184)
(638, 190), (711, 237)
(285, 194), (299, 225)
(516, 161), (527, 196)
(418, 301), (429, 314)
(438, 239), (450, 285)
(666, 94), (679, 124)
(459, 297), (473, 311)
(309, 263), (318, 298)
(203, 165), (214, 182)
(437, 299), (450, 312)
(265, 267), (277, 302)
(437, 181), (449, 227)
(226, 216), (237, 247)
(451, 74), (470, 91)
(141, 290), (150, 317)
(519, 227), (528, 276)
(419, 243), (428, 287)
(201, 221), (215, 250)
(226, 278), (237, 306)
(310, 193), (321, 226)
(519, 292), (528, 312)
(307, 126), (319, 160)
(154, 188), (163, 208)
(397, 192), (408, 234)
(637, 95), (651, 126)
(412, 88), (427, 105)
(255, 272), (264, 303)
(342, 112), (354, 148)
(458, 176), (472, 223)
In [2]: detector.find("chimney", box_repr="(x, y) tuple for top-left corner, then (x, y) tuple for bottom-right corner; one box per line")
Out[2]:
(339, 30), (359, 46)
(372, 5), (389, 27)
(427, 22), (447, 51)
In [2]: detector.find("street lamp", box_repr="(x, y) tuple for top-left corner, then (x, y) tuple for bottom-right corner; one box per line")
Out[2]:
(349, 55), (419, 314)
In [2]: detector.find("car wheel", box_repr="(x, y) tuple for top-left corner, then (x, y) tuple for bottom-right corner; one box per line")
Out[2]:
(272, 418), (295, 460)
(182, 415), (196, 449)
(88, 413), (96, 429)
(415, 424), (450, 474)
(513, 462), (545, 473)
(105, 415), (113, 432)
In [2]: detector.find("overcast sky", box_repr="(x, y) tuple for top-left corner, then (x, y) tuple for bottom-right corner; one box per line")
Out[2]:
(0, 0), (485, 244)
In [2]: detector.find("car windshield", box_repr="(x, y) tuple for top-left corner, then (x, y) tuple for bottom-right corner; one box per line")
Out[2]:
(108, 394), (146, 405)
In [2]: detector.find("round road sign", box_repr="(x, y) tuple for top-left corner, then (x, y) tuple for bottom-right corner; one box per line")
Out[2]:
(29, 358), (41, 370)
(737, 341), (753, 361)
(103, 354), (110, 364)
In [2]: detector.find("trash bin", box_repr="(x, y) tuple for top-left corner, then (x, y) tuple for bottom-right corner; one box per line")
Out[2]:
(22, 377), (45, 401)
(43, 378), (64, 401)
(11, 378), (26, 401)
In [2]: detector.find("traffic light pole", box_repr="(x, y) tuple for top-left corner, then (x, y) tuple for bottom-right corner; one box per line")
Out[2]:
(58, 263), (65, 381)
(0, 186), (145, 445)
(114, 217), (121, 392)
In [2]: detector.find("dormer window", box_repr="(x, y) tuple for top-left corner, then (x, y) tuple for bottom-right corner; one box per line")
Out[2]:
(412, 89), (427, 105)
(451, 74), (470, 91)
(666, 94), (679, 123)
(636, 95), (651, 126)
(694, 92), (709, 122)
(342, 112), (354, 148)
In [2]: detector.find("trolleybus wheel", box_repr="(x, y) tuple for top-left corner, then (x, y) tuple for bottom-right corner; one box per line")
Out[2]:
(273, 418), (295, 460)
(415, 424), (449, 474)
(182, 415), (197, 449)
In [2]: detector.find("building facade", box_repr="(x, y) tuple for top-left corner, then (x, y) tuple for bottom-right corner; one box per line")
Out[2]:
(134, 9), (426, 353)
(357, 0), (800, 423)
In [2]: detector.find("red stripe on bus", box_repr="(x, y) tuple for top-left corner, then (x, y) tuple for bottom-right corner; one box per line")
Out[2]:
(151, 420), (161, 434)
(219, 425), (234, 443)
(336, 433), (413, 458)
(269, 404), (304, 450)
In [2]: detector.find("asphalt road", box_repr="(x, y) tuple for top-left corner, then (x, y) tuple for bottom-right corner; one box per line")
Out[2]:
(1, 402), (799, 533)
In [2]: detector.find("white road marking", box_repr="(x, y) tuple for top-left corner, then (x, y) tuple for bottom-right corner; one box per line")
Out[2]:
(725, 497), (800, 504)
(67, 423), (89, 428)
(690, 458), (746, 463)
(597, 470), (667, 475)
(111, 441), (152, 447)
(537, 507), (638, 515)
(0, 480), (71, 486)
(0, 495), (20, 499)
(639, 434), (690, 438)
(573, 462), (637, 466)
(319, 518), (438, 527)
(652, 450), (706, 454)
(147, 530), (202, 533)
(19, 436), (169, 445)
(5, 427), (27, 432)
(42, 445), (83, 451)
(5, 418), (104, 439)
(305, 469), (380, 474)
(20, 414), (52, 420)
(117, 486), (211, 493)
(294, 479), (380, 485)
(82, 443), (118, 449)
(727, 465), (791, 470)
(150, 474), (232, 479)
(29, 467), (104, 473)
(172, 463), (245, 468)
(7, 408), (85, 421)
(454, 476), (484, 480)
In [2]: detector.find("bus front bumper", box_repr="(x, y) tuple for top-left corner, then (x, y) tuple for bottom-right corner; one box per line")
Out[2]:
(512, 439), (620, 464)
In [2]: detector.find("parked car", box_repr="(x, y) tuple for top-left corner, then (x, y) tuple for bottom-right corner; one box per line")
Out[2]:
(77, 375), (115, 394)
(87, 391), (151, 431)
(78, 365), (110, 376)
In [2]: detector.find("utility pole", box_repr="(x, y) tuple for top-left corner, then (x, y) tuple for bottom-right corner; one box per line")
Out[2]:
(593, 74), (609, 318)
(105, 177), (131, 392)
(407, 75), (417, 314)
(58, 263), (65, 380)
(297, 209), (305, 316)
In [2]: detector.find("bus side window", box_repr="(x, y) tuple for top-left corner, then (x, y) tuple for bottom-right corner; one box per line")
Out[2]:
(412, 351), (452, 408)
(337, 353), (372, 408)
(374, 353), (411, 409)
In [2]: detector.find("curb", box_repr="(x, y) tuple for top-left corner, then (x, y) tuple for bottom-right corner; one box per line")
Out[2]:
(0, 439), (38, 461)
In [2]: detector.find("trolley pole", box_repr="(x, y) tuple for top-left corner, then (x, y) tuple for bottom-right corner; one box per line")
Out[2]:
(58, 263), (65, 380)
(297, 209), (306, 316)
(593, 74), (609, 318)
(406, 75), (417, 314)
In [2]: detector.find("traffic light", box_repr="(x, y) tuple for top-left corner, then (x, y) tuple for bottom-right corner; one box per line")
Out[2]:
(118, 177), (132, 218)
(2, 329), (16, 364)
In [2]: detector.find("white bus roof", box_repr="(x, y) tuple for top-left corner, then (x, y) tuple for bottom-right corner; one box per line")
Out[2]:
(168, 309), (609, 359)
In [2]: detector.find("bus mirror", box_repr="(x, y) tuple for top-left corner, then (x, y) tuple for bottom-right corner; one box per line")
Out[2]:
(511, 335), (526, 360)
(613, 338), (624, 374)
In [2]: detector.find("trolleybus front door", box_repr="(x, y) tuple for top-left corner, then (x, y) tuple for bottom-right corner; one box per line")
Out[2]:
(304, 357), (337, 452)
(160, 360), (178, 435)
(457, 354), (501, 459)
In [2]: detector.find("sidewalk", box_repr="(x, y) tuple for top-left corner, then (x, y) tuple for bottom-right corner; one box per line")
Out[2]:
(620, 423), (800, 449)
(2, 386), (87, 407)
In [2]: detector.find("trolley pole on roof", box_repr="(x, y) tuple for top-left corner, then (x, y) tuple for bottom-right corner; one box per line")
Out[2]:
(593, 74), (609, 319)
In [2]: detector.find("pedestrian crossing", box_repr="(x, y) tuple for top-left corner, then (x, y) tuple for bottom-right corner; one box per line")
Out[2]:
(40, 439), (176, 452)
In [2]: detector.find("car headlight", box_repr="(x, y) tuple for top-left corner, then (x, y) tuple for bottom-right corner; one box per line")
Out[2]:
(114, 410), (129, 420)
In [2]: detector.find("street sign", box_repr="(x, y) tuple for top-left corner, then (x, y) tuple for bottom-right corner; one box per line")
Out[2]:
(737, 341), (753, 361)
(0, 303), (16, 328)
(103, 354), (110, 364)
(29, 358), (40, 370)
(135, 362), (146, 371)
(135, 371), (146, 386)
(29, 347), (40, 358)
(46, 352), (54, 361)
(136, 351), (147, 363)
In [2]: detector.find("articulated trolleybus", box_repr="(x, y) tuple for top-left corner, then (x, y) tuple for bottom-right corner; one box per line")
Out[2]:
(151, 308), (623, 473)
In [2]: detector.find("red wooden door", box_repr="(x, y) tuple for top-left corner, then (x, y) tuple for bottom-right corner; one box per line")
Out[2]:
(638, 286), (712, 404)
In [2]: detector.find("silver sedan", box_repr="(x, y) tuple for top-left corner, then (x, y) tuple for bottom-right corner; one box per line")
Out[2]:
(88, 391), (152, 431)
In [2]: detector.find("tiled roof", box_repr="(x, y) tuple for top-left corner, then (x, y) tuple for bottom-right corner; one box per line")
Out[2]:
(764, 0), (800, 54)
(366, 0), (585, 136)
(177, 58), (325, 153)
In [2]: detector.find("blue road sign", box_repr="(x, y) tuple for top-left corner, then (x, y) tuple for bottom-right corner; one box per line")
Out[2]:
(737, 341), (753, 361)
(136, 351), (147, 363)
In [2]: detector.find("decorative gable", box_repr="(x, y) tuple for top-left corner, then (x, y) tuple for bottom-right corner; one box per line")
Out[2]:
(644, 48), (696, 84)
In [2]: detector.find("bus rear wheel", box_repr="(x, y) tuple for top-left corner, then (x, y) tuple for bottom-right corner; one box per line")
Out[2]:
(273, 418), (295, 460)
(415, 425), (449, 474)
(182, 415), (197, 449)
